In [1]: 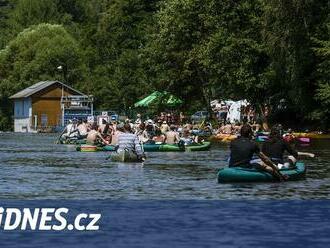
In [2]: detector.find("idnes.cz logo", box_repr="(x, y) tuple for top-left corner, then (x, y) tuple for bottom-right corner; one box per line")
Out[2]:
(0, 207), (101, 231)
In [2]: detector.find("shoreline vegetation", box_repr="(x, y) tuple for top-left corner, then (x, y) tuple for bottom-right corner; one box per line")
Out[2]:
(0, 1), (330, 131)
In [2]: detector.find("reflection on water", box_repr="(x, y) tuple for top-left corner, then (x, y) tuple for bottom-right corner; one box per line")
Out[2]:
(0, 133), (330, 199)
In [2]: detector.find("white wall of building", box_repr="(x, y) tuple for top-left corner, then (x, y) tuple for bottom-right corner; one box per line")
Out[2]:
(13, 98), (35, 132)
(14, 117), (33, 132)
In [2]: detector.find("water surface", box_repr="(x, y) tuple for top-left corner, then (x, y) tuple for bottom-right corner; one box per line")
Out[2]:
(0, 133), (329, 200)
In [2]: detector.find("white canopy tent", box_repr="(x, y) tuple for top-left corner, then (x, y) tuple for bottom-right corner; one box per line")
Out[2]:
(227, 100), (248, 123)
(211, 99), (249, 123)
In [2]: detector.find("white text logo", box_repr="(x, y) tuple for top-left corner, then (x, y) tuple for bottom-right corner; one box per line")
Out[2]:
(0, 207), (101, 231)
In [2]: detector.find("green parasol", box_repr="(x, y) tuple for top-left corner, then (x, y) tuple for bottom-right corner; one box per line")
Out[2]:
(134, 91), (182, 107)
(165, 93), (183, 106)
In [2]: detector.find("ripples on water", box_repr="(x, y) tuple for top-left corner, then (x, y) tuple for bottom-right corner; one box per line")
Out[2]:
(0, 133), (329, 200)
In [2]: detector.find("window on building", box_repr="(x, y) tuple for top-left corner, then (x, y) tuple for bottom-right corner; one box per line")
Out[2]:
(41, 114), (48, 127)
(22, 100), (25, 117)
(15, 100), (22, 117)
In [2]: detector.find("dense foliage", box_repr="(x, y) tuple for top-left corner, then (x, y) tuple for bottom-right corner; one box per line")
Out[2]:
(0, 0), (329, 130)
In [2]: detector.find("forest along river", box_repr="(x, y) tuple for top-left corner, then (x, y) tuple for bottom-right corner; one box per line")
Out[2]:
(0, 132), (329, 200)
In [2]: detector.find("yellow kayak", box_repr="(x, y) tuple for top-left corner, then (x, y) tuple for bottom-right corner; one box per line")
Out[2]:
(293, 133), (330, 139)
(211, 134), (237, 143)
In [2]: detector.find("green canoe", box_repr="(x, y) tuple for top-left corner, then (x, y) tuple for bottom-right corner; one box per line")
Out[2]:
(185, 142), (211, 152)
(143, 142), (211, 152)
(143, 143), (185, 152)
(76, 144), (117, 152)
(217, 162), (306, 183)
(60, 138), (87, 145)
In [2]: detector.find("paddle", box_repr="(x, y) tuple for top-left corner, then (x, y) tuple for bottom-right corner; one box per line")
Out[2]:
(298, 152), (315, 158)
(105, 145), (118, 160)
(258, 152), (288, 181)
(140, 140), (146, 165)
(54, 127), (67, 144)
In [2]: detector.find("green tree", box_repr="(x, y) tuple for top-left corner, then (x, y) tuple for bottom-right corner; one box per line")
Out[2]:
(8, 0), (69, 30)
(313, 19), (330, 126)
(260, 0), (329, 120)
(0, 0), (329, 129)
(0, 23), (86, 129)
(0, 0), (13, 48)
(148, 0), (267, 113)
(80, 0), (159, 112)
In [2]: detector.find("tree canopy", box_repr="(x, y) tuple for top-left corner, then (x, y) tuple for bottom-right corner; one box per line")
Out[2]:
(0, 23), (84, 93)
(0, 0), (329, 130)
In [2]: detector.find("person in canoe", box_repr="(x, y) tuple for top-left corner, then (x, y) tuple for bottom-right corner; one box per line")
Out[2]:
(135, 123), (150, 143)
(229, 124), (287, 181)
(135, 113), (142, 126)
(160, 121), (170, 134)
(59, 119), (80, 143)
(164, 125), (180, 145)
(114, 123), (146, 162)
(262, 125), (298, 169)
(98, 119), (108, 134)
(145, 120), (156, 138)
(222, 121), (233, 134)
(111, 123), (123, 145)
(233, 121), (242, 134)
(103, 122), (112, 137)
(180, 129), (199, 146)
(282, 128), (296, 143)
(152, 128), (166, 143)
(183, 121), (193, 131)
(86, 123), (109, 146)
(77, 119), (89, 139)
(251, 120), (262, 133)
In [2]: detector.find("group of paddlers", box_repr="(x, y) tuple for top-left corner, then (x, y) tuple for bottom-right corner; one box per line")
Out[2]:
(59, 116), (206, 162)
(216, 121), (264, 135)
(228, 124), (314, 181)
(59, 115), (313, 176)
(60, 118), (203, 145)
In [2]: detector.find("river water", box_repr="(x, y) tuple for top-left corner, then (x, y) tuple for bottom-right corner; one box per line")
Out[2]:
(1, 133), (330, 247)
(0, 132), (329, 200)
